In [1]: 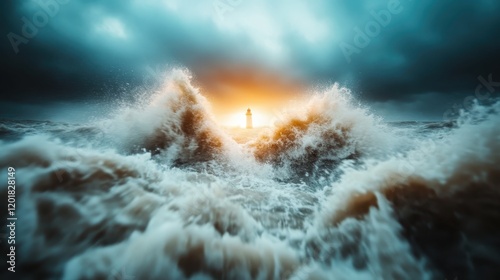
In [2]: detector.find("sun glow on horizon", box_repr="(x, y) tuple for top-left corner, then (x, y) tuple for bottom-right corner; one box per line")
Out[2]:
(195, 64), (307, 129)
(219, 108), (274, 128)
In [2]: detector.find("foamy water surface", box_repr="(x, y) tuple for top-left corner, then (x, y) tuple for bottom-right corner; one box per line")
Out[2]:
(1, 69), (499, 279)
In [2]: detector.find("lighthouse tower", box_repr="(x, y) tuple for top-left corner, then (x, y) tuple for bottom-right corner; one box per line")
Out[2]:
(246, 108), (253, 129)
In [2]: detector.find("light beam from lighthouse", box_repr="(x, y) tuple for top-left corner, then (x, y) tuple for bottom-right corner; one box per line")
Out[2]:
(246, 108), (253, 129)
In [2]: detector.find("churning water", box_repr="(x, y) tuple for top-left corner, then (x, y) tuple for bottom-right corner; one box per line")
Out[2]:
(1, 69), (499, 279)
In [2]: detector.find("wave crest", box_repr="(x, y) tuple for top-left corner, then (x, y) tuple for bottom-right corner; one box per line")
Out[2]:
(250, 84), (386, 179)
(317, 102), (500, 278)
(103, 69), (231, 165)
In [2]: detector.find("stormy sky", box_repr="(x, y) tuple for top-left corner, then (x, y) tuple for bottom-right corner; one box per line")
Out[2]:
(1, 0), (500, 121)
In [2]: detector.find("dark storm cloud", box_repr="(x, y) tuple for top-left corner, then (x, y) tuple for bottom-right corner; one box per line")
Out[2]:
(289, 0), (500, 102)
(2, 0), (500, 120)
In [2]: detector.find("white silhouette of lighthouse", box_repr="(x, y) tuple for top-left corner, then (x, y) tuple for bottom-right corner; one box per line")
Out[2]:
(246, 108), (253, 129)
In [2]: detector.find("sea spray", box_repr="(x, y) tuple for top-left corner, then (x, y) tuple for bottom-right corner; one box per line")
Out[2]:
(1, 69), (499, 279)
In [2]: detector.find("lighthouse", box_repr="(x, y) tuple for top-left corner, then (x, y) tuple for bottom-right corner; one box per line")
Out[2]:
(246, 108), (253, 129)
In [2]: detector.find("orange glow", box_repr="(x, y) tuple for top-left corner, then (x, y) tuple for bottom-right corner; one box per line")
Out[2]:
(194, 64), (307, 128)
(220, 108), (275, 128)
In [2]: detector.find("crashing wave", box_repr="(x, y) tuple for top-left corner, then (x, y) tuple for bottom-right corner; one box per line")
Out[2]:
(313, 101), (500, 278)
(101, 69), (233, 166)
(249, 84), (389, 180)
(1, 70), (500, 279)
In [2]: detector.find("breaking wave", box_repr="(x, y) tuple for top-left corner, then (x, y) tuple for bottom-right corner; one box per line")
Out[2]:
(314, 101), (500, 279)
(1, 69), (499, 279)
(249, 84), (390, 181)
(100, 69), (234, 166)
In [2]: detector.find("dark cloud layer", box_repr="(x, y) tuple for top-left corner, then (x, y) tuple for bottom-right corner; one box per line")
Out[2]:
(1, 0), (500, 121)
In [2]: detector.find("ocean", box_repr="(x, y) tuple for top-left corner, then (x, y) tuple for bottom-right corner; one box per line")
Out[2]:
(1, 70), (499, 279)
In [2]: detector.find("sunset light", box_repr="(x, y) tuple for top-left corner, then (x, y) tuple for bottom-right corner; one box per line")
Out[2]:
(195, 65), (306, 129)
(219, 108), (275, 128)
(5, 0), (500, 278)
